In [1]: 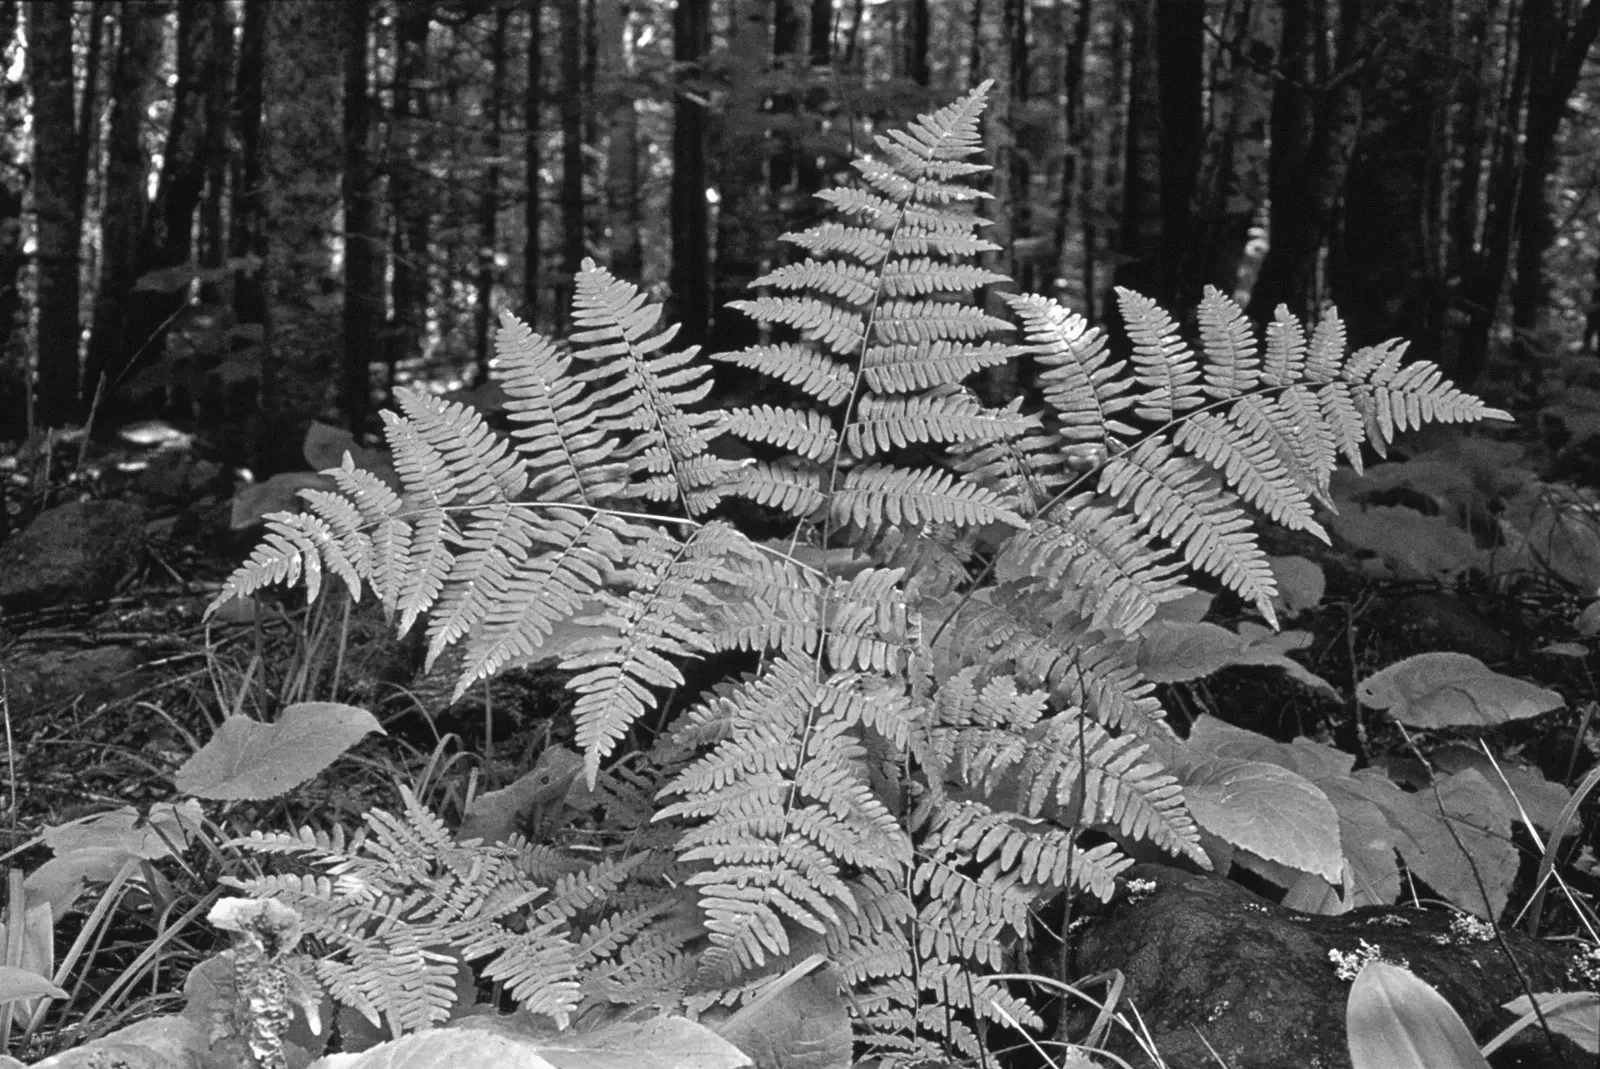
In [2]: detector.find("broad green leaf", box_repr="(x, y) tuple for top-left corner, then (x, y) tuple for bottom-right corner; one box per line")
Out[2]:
(174, 702), (383, 801)
(1268, 554), (1325, 618)
(1347, 961), (1489, 1069)
(42, 800), (204, 860)
(1180, 757), (1342, 883)
(1137, 620), (1336, 697)
(1357, 652), (1563, 728)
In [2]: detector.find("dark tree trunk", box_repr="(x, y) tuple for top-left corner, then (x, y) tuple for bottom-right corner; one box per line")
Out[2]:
(708, 0), (771, 353)
(475, 3), (509, 385)
(525, 0), (544, 324)
(1245, 0), (1370, 322)
(1156, 0), (1202, 310)
(1113, 0), (1161, 301)
(198, 1), (234, 305)
(72, 1), (103, 233)
(126, 0), (225, 414)
(670, 0), (712, 345)
(905, 0), (930, 84)
(83, 1), (161, 416)
(341, 0), (377, 432)
(559, 0), (584, 325)
(599, 0), (641, 281)
(28, 0), (80, 428)
(1455, 0), (1600, 385)
(230, 0), (267, 328)
(390, 0), (431, 374)
(1052, 0), (1091, 310)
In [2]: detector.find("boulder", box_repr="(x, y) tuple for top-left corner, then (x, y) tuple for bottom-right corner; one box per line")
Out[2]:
(0, 499), (147, 614)
(0, 644), (147, 720)
(1067, 864), (1584, 1069)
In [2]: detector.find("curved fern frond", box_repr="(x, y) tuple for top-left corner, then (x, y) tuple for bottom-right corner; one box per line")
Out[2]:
(861, 340), (1017, 394)
(712, 344), (853, 406)
(1006, 293), (1136, 444)
(843, 392), (1024, 457)
(724, 406), (838, 460)
(1262, 304), (1307, 386)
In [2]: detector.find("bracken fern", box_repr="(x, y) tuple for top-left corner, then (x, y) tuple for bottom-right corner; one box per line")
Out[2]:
(213, 82), (1507, 1064)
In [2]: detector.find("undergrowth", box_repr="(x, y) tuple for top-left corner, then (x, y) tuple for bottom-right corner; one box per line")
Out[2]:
(167, 83), (1516, 1064)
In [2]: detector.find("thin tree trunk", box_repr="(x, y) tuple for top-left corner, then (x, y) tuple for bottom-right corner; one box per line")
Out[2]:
(390, 0), (431, 374)
(905, 0), (930, 84)
(341, 0), (377, 431)
(72, 1), (103, 233)
(559, 0), (584, 325)
(0, 1), (21, 392)
(1157, 0), (1202, 310)
(670, 0), (711, 344)
(230, 0), (266, 328)
(198, 1), (234, 304)
(83, 1), (161, 415)
(524, 0), (544, 323)
(599, 0), (641, 280)
(475, 3), (509, 384)
(708, 0), (771, 352)
(28, 0), (80, 427)
(1113, 0), (1161, 301)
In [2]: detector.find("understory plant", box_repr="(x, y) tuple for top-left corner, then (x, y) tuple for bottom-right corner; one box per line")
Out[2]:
(209, 83), (1510, 1064)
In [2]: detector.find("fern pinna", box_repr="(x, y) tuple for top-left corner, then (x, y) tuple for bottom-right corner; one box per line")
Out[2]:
(213, 82), (1507, 1066)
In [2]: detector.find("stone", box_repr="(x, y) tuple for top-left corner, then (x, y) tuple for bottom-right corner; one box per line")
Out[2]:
(0, 499), (147, 614)
(1067, 864), (1584, 1069)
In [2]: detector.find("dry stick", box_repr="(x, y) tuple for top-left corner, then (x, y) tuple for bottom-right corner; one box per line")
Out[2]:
(1395, 722), (1570, 1069)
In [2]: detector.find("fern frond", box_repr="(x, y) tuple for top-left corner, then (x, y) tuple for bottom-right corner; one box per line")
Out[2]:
(1306, 307), (1346, 382)
(494, 310), (628, 504)
(873, 300), (1010, 344)
(881, 260), (1009, 297)
(861, 340), (1017, 394)
(568, 260), (731, 515)
(394, 388), (527, 505)
(997, 494), (1189, 636)
(1174, 410), (1324, 538)
(1099, 442), (1278, 626)
(1197, 286), (1259, 398)
(753, 260), (879, 306)
(1114, 287), (1203, 423)
(835, 464), (1023, 535)
(211, 511), (347, 609)
(1007, 293), (1137, 443)
(563, 523), (748, 782)
(1262, 304), (1306, 386)
(843, 393), (1024, 457)
(781, 222), (891, 265)
(724, 406), (838, 460)
(729, 296), (866, 354)
(712, 343), (853, 406)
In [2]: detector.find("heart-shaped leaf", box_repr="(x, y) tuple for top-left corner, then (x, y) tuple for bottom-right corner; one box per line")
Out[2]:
(175, 702), (383, 800)
(1357, 652), (1563, 728)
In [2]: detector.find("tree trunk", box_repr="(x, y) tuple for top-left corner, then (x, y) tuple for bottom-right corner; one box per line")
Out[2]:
(475, 3), (509, 384)
(1244, 0), (1370, 322)
(390, 0), (431, 374)
(230, 0), (267, 329)
(1157, 0), (1202, 310)
(198, 1), (234, 305)
(598, 0), (641, 281)
(1331, 0), (1453, 363)
(1113, 0), (1161, 301)
(708, 0), (772, 353)
(559, 0), (584, 325)
(28, 0), (80, 428)
(83, 1), (161, 416)
(670, 0), (712, 345)
(1455, 0), (1600, 385)
(341, 0), (378, 431)
(525, 0), (544, 324)
(905, 0), (930, 84)
(1052, 0), (1091, 311)
(1191, 0), (1269, 301)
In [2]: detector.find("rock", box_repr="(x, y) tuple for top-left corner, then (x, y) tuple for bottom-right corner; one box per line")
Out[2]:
(0, 500), (147, 614)
(1067, 864), (1584, 1069)
(0, 644), (147, 720)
